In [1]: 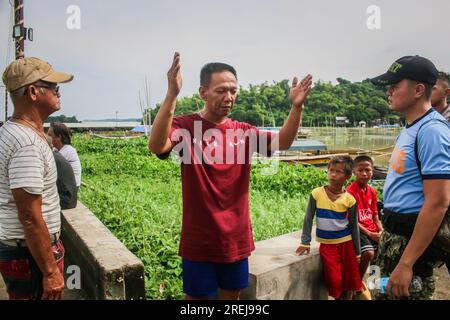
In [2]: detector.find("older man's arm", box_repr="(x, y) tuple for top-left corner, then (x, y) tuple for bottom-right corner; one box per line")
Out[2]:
(149, 52), (182, 155)
(270, 75), (312, 151)
(11, 188), (65, 300)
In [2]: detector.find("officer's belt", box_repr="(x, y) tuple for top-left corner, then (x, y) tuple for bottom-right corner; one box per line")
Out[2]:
(382, 209), (448, 274)
(382, 209), (418, 239)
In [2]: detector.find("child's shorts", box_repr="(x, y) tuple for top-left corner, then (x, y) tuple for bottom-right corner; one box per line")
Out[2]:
(360, 234), (379, 254)
(319, 241), (361, 299)
(182, 258), (249, 298)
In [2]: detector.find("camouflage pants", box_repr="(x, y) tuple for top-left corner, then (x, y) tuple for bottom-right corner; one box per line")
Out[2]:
(375, 230), (444, 300)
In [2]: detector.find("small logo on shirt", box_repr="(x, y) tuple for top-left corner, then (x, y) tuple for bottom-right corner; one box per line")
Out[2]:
(359, 209), (374, 221)
(389, 147), (406, 174)
(229, 139), (245, 147)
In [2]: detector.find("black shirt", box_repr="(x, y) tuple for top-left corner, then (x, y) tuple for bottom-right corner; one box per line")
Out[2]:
(53, 151), (78, 210)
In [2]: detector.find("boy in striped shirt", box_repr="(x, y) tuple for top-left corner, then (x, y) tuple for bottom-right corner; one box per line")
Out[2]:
(295, 155), (362, 300)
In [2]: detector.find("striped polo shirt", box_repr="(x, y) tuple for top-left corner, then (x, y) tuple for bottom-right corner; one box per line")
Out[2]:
(313, 187), (356, 244)
(0, 121), (61, 240)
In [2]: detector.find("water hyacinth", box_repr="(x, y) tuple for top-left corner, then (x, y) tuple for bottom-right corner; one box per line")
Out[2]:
(73, 134), (343, 299)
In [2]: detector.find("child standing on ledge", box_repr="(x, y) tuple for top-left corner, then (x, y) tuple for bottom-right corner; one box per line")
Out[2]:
(295, 155), (362, 300)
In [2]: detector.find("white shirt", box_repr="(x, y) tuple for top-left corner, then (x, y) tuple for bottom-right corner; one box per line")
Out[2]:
(58, 144), (82, 187)
(0, 121), (61, 240)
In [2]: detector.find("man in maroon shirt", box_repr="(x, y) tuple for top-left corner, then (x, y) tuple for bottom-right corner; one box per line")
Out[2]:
(149, 52), (312, 300)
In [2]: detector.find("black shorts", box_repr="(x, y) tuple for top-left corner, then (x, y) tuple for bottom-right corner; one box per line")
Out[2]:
(360, 233), (378, 254)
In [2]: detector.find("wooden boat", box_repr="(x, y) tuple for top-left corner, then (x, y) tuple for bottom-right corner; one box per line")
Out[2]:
(272, 153), (349, 166)
(372, 166), (388, 180)
(296, 145), (394, 156)
(272, 150), (391, 180)
(296, 129), (311, 139)
(286, 139), (327, 152)
(89, 132), (145, 139)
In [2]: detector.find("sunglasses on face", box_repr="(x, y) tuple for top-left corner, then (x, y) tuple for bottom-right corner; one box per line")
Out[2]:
(36, 84), (60, 95)
(22, 83), (60, 96)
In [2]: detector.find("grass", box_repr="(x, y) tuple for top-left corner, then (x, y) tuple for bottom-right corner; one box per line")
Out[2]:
(73, 134), (328, 299)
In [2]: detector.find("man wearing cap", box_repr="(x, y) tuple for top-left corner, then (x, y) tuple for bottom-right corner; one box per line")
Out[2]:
(0, 57), (73, 300)
(370, 55), (450, 300)
(431, 72), (450, 122)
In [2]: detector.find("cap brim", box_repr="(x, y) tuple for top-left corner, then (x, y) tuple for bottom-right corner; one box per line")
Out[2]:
(370, 72), (400, 86)
(41, 71), (74, 84)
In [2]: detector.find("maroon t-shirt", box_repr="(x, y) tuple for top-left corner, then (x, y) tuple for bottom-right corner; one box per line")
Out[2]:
(161, 113), (274, 263)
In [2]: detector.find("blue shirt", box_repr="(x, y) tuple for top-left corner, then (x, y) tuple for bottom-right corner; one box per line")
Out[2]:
(383, 108), (450, 214)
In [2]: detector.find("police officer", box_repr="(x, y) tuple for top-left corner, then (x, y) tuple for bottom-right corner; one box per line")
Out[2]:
(370, 55), (450, 299)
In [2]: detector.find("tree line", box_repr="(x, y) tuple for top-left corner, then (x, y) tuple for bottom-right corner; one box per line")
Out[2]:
(148, 78), (399, 127)
(51, 79), (401, 127)
(45, 115), (80, 123)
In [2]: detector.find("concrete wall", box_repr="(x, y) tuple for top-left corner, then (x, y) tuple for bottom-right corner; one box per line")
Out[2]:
(0, 276), (7, 300)
(241, 231), (328, 300)
(62, 202), (145, 300)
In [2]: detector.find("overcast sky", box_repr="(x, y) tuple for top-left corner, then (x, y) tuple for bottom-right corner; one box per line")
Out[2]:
(1, 0), (449, 120)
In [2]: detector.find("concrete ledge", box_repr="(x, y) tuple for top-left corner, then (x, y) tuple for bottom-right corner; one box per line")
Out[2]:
(62, 202), (145, 300)
(0, 276), (7, 300)
(241, 231), (328, 300)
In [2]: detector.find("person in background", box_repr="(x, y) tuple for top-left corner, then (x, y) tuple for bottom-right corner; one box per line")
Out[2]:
(425, 71), (450, 275)
(430, 71), (450, 122)
(48, 122), (82, 188)
(46, 136), (78, 210)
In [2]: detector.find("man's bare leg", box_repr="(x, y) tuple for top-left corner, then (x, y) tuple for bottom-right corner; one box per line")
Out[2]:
(340, 291), (353, 300)
(359, 250), (375, 279)
(218, 289), (240, 300)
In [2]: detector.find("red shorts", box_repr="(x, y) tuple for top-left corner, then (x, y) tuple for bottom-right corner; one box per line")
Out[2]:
(319, 240), (362, 299)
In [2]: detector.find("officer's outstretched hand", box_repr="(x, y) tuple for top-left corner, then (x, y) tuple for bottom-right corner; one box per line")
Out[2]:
(167, 52), (182, 98)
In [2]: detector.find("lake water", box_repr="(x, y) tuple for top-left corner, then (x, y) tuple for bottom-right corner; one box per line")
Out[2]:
(302, 127), (402, 167)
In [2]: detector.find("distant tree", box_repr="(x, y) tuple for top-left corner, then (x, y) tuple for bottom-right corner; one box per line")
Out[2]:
(45, 115), (80, 123)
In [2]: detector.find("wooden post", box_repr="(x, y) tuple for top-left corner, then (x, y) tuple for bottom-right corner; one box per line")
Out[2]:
(14, 0), (25, 59)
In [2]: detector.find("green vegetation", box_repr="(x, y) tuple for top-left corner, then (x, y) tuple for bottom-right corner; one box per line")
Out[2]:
(149, 79), (398, 127)
(73, 135), (328, 299)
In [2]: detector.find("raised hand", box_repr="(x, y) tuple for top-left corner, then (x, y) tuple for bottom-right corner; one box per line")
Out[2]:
(167, 52), (182, 98)
(290, 74), (313, 110)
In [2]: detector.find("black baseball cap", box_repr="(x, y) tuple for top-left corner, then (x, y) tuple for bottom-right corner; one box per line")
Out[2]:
(370, 55), (438, 86)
